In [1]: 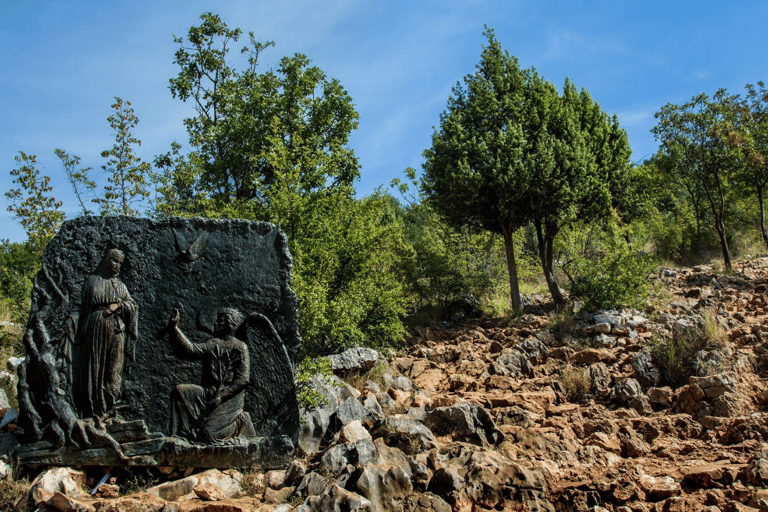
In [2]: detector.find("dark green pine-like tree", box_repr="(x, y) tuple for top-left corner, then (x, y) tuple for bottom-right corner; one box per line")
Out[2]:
(422, 28), (631, 308)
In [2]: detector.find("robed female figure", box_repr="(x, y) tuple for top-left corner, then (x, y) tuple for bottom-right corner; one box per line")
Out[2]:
(68, 249), (138, 420)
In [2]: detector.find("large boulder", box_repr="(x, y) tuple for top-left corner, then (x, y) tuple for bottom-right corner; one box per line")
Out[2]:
(423, 403), (505, 446)
(330, 348), (379, 375)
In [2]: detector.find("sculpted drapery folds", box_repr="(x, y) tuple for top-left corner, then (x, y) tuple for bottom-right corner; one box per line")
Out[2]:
(63, 249), (138, 420)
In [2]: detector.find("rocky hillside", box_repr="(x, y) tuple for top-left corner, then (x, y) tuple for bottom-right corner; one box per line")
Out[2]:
(14, 258), (768, 511)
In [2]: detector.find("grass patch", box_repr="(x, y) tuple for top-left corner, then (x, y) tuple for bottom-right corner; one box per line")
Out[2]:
(240, 469), (265, 496)
(343, 359), (397, 394)
(559, 365), (591, 403)
(0, 465), (30, 512)
(651, 310), (728, 387)
(119, 467), (161, 495)
(547, 308), (576, 339)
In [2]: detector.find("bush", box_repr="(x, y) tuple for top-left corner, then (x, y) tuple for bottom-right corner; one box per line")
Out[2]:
(570, 221), (656, 310)
(651, 311), (727, 387)
(560, 365), (591, 403)
(296, 357), (333, 411)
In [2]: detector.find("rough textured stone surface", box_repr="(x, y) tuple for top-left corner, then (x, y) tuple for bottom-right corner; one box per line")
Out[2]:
(422, 402), (504, 446)
(16, 216), (300, 466)
(15, 467), (86, 512)
(329, 347), (379, 374)
(147, 469), (242, 501)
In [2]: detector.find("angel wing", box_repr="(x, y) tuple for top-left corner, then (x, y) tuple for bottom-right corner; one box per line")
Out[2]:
(237, 313), (298, 439)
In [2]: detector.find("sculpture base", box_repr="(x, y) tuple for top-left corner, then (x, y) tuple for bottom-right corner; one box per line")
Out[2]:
(15, 419), (293, 469)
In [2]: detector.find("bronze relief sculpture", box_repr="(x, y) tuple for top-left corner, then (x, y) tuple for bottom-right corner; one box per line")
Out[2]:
(166, 308), (256, 443)
(62, 249), (138, 421)
(15, 216), (299, 468)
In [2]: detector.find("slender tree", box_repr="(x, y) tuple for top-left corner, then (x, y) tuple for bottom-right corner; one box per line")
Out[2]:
(740, 82), (768, 248)
(5, 152), (65, 255)
(55, 149), (96, 216)
(653, 90), (744, 271)
(96, 97), (151, 216)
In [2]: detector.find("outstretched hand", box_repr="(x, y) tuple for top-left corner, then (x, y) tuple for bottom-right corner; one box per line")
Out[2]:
(168, 308), (181, 330)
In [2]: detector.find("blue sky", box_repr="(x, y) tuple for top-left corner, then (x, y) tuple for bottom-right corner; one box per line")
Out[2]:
(2, 0), (767, 243)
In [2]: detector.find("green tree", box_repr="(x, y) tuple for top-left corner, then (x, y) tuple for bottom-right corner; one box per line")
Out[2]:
(55, 148), (96, 215)
(162, 12), (358, 216)
(421, 29), (537, 310)
(96, 97), (152, 216)
(5, 152), (65, 255)
(393, 168), (509, 316)
(528, 80), (631, 304)
(422, 28), (630, 307)
(3, 153), (65, 324)
(652, 90), (745, 271)
(161, 13), (406, 356)
(740, 81), (768, 248)
(0, 240), (38, 324)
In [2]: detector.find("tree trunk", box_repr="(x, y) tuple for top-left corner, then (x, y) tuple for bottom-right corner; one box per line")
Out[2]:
(758, 185), (768, 249)
(715, 215), (732, 271)
(703, 183), (732, 272)
(500, 222), (522, 311)
(535, 219), (566, 305)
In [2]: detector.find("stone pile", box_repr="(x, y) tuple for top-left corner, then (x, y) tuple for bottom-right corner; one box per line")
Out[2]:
(12, 257), (768, 511)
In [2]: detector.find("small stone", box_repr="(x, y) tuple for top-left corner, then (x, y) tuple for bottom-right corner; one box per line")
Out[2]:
(648, 386), (674, 406)
(194, 482), (225, 501)
(266, 470), (287, 490)
(95, 483), (120, 498)
(265, 486), (295, 504)
(593, 322), (611, 334)
(340, 420), (372, 443)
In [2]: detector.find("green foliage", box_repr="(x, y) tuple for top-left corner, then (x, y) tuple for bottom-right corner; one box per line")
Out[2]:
(398, 201), (507, 315)
(0, 241), (38, 325)
(55, 149), (96, 215)
(294, 192), (411, 356)
(296, 356), (332, 411)
(570, 219), (656, 310)
(163, 12), (358, 212)
(739, 81), (768, 247)
(160, 14), (407, 357)
(421, 27), (630, 308)
(5, 152), (65, 255)
(652, 89), (747, 271)
(96, 97), (152, 216)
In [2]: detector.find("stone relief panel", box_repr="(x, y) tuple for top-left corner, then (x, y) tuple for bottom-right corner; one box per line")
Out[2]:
(15, 216), (299, 466)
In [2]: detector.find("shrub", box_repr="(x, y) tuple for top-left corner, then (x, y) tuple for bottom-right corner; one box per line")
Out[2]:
(651, 312), (727, 387)
(560, 365), (591, 403)
(570, 221), (656, 310)
(296, 357), (333, 412)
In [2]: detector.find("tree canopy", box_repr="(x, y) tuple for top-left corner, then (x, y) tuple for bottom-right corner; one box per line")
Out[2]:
(159, 12), (360, 220)
(422, 28), (631, 308)
(652, 90), (744, 271)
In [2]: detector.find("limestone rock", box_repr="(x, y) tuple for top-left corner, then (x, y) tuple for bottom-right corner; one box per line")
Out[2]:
(422, 402), (504, 446)
(341, 420), (372, 444)
(146, 469), (242, 501)
(613, 378), (643, 404)
(370, 417), (439, 455)
(637, 474), (681, 500)
(632, 350), (661, 388)
(330, 347), (379, 375)
(299, 483), (372, 512)
(320, 439), (377, 475)
(493, 350), (534, 378)
(15, 468), (86, 512)
(355, 464), (413, 512)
